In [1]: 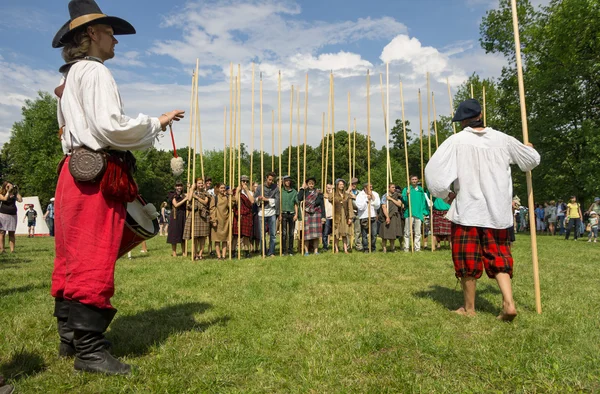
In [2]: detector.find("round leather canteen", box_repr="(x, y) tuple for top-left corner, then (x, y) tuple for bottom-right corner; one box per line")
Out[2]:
(68, 147), (107, 182)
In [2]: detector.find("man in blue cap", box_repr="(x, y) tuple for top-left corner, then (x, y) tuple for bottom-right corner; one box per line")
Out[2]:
(425, 99), (540, 321)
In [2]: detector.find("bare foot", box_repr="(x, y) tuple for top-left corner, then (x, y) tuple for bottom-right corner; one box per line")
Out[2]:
(454, 307), (476, 317)
(497, 303), (517, 322)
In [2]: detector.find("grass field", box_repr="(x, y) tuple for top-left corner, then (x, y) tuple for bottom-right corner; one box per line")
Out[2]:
(1, 234), (600, 393)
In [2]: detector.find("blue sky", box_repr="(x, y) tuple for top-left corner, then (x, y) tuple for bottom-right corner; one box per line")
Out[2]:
(0, 0), (549, 152)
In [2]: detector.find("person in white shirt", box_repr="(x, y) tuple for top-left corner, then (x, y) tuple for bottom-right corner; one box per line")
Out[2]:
(356, 183), (381, 252)
(254, 172), (280, 257)
(50, 0), (185, 376)
(425, 98), (540, 321)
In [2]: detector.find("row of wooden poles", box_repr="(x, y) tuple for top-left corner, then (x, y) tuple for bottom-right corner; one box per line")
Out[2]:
(181, 0), (541, 314)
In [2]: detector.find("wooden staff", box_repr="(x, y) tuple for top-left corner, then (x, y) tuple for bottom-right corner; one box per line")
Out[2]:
(418, 89), (424, 185)
(426, 72), (434, 252)
(321, 112), (325, 191)
(301, 73), (308, 255)
(197, 69), (205, 184)
(447, 78), (457, 134)
(250, 63), (255, 186)
(228, 73), (235, 260)
(237, 65), (242, 260)
(379, 73), (393, 184)
(470, 84), (474, 99)
(353, 118), (357, 179)
(432, 92), (439, 149)
(272, 110), (275, 172)
(260, 73), (265, 259)
(223, 106), (227, 185)
(297, 90), (301, 189)
(289, 86), (294, 176)
(324, 84), (332, 192)
(385, 64), (390, 218)
(187, 71), (196, 189)
(278, 71), (283, 257)
(511, 0), (541, 314)
(348, 92), (351, 180)
(400, 81), (413, 253)
(190, 67), (198, 261)
(331, 73), (337, 254)
(483, 84), (487, 127)
(366, 70), (372, 253)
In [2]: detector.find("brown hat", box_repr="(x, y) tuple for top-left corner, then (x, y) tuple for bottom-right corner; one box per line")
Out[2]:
(351, 177), (359, 184)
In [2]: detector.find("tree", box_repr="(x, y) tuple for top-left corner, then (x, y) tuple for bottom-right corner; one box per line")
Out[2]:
(1, 92), (63, 205)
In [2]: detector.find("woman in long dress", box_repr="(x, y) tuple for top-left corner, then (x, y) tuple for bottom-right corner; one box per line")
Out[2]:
(183, 177), (211, 260)
(210, 183), (232, 260)
(167, 181), (188, 257)
(326, 179), (354, 253)
(379, 183), (404, 252)
(297, 177), (326, 255)
(233, 176), (255, 258)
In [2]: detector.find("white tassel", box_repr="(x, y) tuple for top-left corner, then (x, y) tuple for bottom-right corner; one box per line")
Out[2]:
(171, 157), (184, 177)
(143, 203), (160, 219)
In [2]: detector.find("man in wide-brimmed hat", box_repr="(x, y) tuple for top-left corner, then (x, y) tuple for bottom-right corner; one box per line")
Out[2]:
(50, 0), (185, 375)
(425, 99), (540, 321)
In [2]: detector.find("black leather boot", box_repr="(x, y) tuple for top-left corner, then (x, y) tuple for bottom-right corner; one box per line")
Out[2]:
(54, 298), (76, 358)
(68, 302), (131, 375)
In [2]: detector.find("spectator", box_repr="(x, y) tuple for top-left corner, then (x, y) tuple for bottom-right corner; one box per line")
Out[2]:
(534, 203), (545, 234)
(545, 201), (557, 236)
(44, 197), (56, 236)
(167, 182), (188, 256)
(588, 211), (598, 243)
(159, 202), (168, 236)
(23, 204), (38, 238)
(0, 181), (23, 253)
(565, 196), (583, 241)
(556, 199), (566, 235)
(586, 197), (600, 215)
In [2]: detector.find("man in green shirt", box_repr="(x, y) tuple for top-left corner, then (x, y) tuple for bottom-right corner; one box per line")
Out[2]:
(279, 175), (298, 255)
(401, 175), (430, 252)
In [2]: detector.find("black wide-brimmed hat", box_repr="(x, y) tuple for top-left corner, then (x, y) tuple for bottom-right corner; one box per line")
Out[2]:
(305, 176), (317, 184)
(452, 99), (482, 122)
(52, 0), (136, 48)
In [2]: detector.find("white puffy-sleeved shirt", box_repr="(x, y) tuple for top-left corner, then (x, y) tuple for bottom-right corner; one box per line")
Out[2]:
(58, 60), (162, 154)
(425, 127), (540, 229)
(356, 190), (381, 220)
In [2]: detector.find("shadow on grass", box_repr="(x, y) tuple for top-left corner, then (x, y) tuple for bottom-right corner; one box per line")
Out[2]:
(0, 258), (33, 267)
(0, 349), (47, 381)
(109, 302), (230, 357)
(0, 283), (47, 297)
(413, 284), (501, 315)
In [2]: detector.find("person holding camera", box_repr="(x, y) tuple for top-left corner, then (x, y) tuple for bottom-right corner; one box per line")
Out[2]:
(0, 182), (23, 254)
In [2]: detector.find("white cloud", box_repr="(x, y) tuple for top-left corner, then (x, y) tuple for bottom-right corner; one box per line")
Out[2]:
(110, 51), (146, 68)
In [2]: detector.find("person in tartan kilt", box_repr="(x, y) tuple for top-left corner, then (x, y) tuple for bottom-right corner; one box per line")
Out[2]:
(233, 175), (255, 259)
(297, 177), (326, 255)
(183, 177), (211, 260)
(425, 99), (540, 321)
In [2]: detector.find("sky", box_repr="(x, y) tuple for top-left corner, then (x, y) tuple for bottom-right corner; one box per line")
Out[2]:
(0, 0), (550, 154)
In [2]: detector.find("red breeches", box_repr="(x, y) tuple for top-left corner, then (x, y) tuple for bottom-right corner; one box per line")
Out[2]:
(51, 157), (125, 309)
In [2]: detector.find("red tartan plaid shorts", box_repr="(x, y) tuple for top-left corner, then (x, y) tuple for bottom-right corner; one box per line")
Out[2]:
(451, 223), (513, 279)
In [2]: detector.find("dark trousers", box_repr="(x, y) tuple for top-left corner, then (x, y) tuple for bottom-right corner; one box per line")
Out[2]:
(565, 218), (581, 240)
(281, 212), (295, 254)
(360, 218), (378, 251)
(322, 218), (332, 249)
(47, 217), (55, 237)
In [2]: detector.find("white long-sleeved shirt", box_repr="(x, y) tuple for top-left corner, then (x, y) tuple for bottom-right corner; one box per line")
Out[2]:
(356, 190), (381, 220)
(58, 60), (162, 154)
(425, 127), (540, 229)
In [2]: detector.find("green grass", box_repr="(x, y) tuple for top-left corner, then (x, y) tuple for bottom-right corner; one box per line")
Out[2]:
(1, 234), (600, 393)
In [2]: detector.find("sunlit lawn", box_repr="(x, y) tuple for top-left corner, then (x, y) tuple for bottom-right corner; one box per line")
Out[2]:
(1, 233), (599, 393)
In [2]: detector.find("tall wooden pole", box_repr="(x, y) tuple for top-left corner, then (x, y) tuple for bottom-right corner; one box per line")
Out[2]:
(321, 112), (325, 191)
(353, 118), (357, 179)
(297, 91), (300, 188)
(187, 71), (196, 188)
(379, 73), (392, 184)
(237, 65), (242, 260)
(432, 92), (439, 149)
(250, 63), (255, 186)
(190, 67), (198, 260)
(348, 92), (352, 180)
(260, 73), (265, 259)
(447, 78), (457, 134)
(331, 73), (336, 254)
(483, 84), (487, 127)
(223, 107), (227, 185)
(278, 71), (283, 257)
(385, 64), (390, 217)
(272, 110), (275, 172)
(302, 74), (308, 255)
(289, 86), (294, 176)
(366, 71), (372, 253)
(401, 81), (413, 253)
(511, 0), (542, 314)
(426, 72), (434, 252)
(228, 73), (235, 260)
(470, 84), (474, 99)
(418, 89), (424, 185)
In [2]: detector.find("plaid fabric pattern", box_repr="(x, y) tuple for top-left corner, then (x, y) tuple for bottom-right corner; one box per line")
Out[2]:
(451, 223), (513, 279)
(432, 209), (451, 236)
(304, 212), (322, 240)
(233, 193), (254, 237)
(183, 210), (210, 238)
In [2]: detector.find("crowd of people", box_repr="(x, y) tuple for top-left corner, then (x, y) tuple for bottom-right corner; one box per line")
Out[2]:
(161, 173), (456, 260)
(513, 196), (599, 242)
